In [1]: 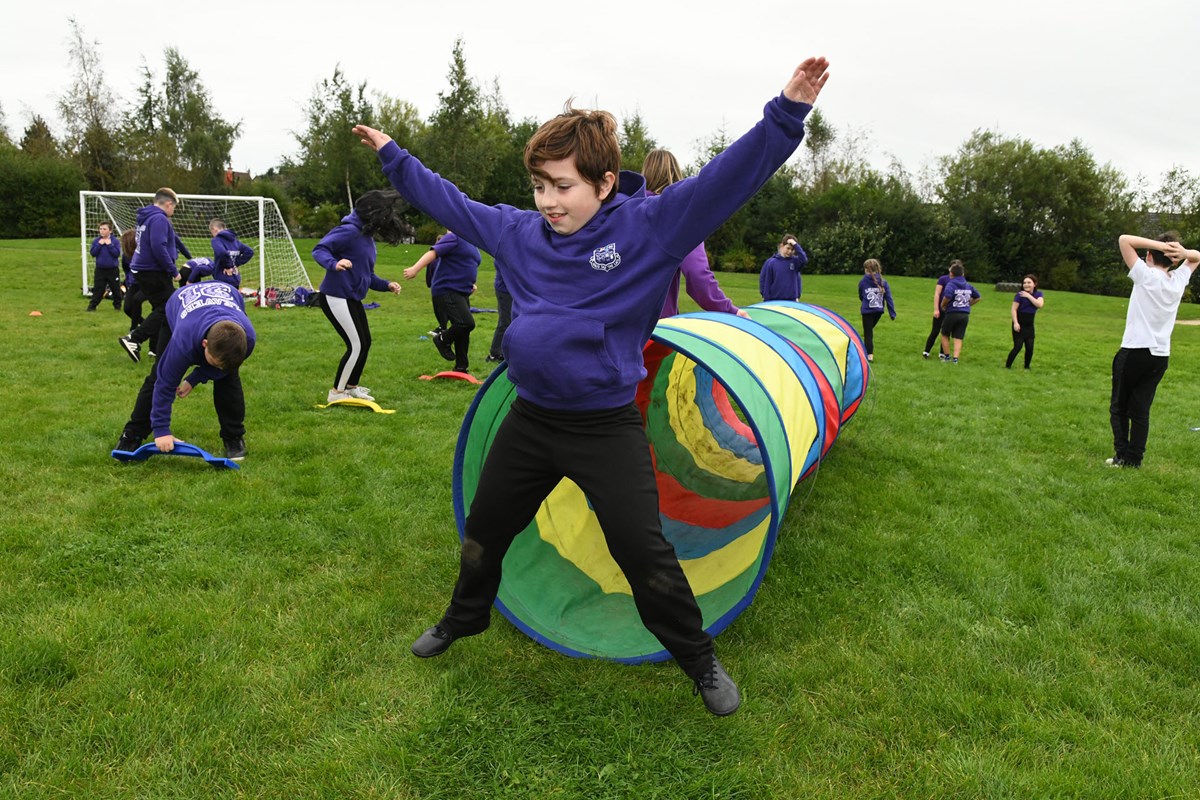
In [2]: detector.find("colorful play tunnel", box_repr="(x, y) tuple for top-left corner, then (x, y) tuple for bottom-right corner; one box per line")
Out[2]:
(452, 302), (869, 663)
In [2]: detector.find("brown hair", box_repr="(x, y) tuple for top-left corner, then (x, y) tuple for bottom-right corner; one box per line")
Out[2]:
(209, 218), (226, 231)
(204, 320), (249, 371)
(120, 229), (137, 260)
(99, 221), (113, 231)
(779, 233), (799, 249)
(524, 103), (620, 202)
(950, 259), (964, 277)
(154, 187), (178, 206)
(864, 258), (883, 288)
(1022, 273), (1039, 289)
(642, 149), (684, 195)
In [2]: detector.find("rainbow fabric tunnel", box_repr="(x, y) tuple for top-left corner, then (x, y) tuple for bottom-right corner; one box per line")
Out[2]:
(452, 301), (868, 663)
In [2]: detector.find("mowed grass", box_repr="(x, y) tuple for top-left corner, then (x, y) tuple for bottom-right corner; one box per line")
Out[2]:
(1, 237), (1200, 799)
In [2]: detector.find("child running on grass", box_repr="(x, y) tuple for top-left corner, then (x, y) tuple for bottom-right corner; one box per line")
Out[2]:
(353, 55), (831, 717)
(857, 258), (896, 362)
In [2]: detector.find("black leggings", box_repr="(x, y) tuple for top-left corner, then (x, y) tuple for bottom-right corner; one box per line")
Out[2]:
(924, 314), (943, 354)
(89, 267), (123, 309)
(861, 312), (882, 356)
(1006, 313), (1036, 368)
(433, 291), (476, 371)
(440, 398), (714, 679)
(319, 294), (371, 390)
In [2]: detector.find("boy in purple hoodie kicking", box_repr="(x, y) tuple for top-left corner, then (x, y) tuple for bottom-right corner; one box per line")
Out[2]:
(354, 55), (830, 716)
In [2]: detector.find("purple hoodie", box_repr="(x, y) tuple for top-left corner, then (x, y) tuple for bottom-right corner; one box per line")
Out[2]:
(185, 257), (241, 289)
(150, 281), (256, 437)
(211, 229), (255, 271)
(942, 276), (980, 313)
(429, 232), (482, 296)
(90, 236), (121, 269)
(376, 93), (812, 410)
(129, 205), (180, 276)
(312, 211), (394, 301)
(660, 242), (738, 318)
(759, 249), (807, 301)
(858, 274), (896, 317)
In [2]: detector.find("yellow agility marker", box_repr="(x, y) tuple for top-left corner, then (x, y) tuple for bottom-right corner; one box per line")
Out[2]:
(314, 397), (396, 414)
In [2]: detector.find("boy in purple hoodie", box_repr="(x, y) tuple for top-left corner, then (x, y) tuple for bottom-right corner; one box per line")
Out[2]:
(87, 222), (123, 311)
(354, 55), (830, 717)
(208, 218), (255, 276)
(759, 234), (807, 301)
(114, 280), (255, 460)
(120, 188), (184, 363)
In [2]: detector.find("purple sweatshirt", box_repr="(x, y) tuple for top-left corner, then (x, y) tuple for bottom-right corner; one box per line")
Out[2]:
(312, 211), (394, 301)
(151, 281), (256, 437)
(211, 229), (254, 271)
(376, 93), (812, 411)
(90, 236), (121, 269)
(429, 231), (481, 296)
(659, 241), (738, 319)
(858, 274), (896, 317)
(1013, 289), (1043, 315)
(129, 205), (180, 276)
(185, 257), (241, 289)
(759, 249), (807, 301)
(942, 276), (980, 313)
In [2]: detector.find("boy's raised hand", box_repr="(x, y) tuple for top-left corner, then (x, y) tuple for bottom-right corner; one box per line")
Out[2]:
(353, 124), (392, 152)
(783, 57), (830, 105)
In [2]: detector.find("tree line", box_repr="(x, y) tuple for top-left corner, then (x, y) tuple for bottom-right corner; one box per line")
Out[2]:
(4, 26), (1198, 297)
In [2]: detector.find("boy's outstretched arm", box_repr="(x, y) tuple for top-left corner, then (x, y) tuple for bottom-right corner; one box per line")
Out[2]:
(782, 57), (831, 105)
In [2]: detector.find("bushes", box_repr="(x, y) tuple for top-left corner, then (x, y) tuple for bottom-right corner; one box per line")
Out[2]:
(0, 149), (85, 238)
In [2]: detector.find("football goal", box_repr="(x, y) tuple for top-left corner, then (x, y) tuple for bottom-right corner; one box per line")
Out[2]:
(79, 191), (313, 305)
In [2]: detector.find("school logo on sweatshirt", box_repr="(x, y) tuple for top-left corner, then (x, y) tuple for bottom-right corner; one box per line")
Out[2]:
(589, 243), (622, 272)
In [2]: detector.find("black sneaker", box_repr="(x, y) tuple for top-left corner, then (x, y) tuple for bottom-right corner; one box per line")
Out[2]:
(431, 331), (455, 362)
(485, 355), (503, 363)
(411, 624), (457, 658)
(114, 433), (142, 453)
(86, 306), (97, 312)
(693, 658), (740, 716)
(223, 438), (247, 461)
(118, 335), (141, 363)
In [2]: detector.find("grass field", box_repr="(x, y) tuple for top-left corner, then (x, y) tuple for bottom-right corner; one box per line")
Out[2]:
(2, 237), (1200, 799)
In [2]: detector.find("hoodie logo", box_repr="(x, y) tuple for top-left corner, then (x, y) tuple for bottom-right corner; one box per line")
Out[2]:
(589, 243), (622, 273)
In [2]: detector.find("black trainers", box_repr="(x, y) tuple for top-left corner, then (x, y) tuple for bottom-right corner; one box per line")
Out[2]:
(431, 331), (455, 362)
(485, 355), (503, 363)
(411, 624), (457, 658)
(1105, 457), (1139, 469)
(223, 438), (247, 461)
(118, 335), (141, 363)
(86, 306), (97, 312)
(114, 433), (143, 453)
(693, 657), (740, 716)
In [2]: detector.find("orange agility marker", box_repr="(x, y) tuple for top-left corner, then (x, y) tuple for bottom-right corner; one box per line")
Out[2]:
(29, 311), (43, 317)
(419, 370), (481, 385)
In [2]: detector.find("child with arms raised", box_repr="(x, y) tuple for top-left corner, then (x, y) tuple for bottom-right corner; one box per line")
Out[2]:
(354, 56), (830, 716)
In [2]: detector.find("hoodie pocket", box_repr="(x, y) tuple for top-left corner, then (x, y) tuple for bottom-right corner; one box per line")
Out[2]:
(504, 313), (619, 401)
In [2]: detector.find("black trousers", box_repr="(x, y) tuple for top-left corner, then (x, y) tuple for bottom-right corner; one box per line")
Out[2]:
(441, 398), (715, 679)
(1110, 347), (1168, 466)
(489, 288), (513, 360)
(129, 270), (176, 349)
(319, 294), (372, 390)
(123, 284), (146, 331)
(1006, 313), (1036, 368)
(861, 311), (882, 356)
(924, 314), (943, 354)
(89, 267), (123, 309)
(123, 319), (246, 443)
(433, 291), (475, 371)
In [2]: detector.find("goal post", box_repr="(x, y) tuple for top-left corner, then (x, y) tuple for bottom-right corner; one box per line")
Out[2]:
(79, 190), (313, 305)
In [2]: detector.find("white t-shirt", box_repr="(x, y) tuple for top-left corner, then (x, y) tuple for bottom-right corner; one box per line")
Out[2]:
(1121, 259), (1195, 356)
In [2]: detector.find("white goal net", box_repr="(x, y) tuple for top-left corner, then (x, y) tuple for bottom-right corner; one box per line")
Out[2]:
(79, 191), (313, 305)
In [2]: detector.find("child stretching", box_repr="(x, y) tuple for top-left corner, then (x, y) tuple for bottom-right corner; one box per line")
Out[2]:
(312, 189), (407, 403)
(354, 55), (830, 717)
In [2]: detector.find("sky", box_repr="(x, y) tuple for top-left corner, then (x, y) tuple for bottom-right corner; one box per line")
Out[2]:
(4, 0), (1198, 193)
